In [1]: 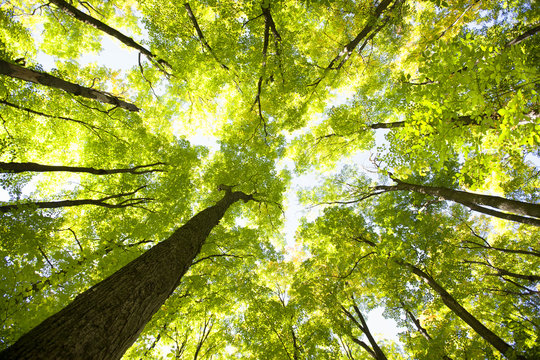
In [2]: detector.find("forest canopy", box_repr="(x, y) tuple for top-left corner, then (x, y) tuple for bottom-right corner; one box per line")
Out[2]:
(0, 0), (539, 359)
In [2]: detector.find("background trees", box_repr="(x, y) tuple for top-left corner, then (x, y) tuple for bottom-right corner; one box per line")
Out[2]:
(0, 0), (538, 358)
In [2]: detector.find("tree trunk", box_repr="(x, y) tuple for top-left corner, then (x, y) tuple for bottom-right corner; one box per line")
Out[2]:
(368, 112), (537, 130)
(0, 60), (139, 112)
(0, 161), (165, 175)
(376, 179), (540, 226)
(400, 261), (525, 360)
(352, 304), (388, 360)
(342, 304), (388, 360)
(0, 187), (252, 360)
(49, 0), (170, 69)
(328, 0), (394, 70)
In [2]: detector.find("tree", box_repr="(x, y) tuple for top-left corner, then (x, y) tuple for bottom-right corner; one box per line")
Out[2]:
(1, 0), (538, 359)
(47, 0), (171, 70)
(341, 300), (389, 360)
(0, 186), (253, 359)
(0, 161), (165, 175)
(370, 177), (540, 226)
(0, 59), (139, 112)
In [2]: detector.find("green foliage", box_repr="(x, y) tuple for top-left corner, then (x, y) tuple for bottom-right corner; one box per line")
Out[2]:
(0, 0), (538, 358)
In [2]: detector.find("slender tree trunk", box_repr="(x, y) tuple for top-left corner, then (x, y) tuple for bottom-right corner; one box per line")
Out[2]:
(369, 112), (537, 130)
(328, 0), (394, 70)
(351, 304), (388, 360)
(375, 179), (540, 226)
(342, 304), (388, 360)
(48, 0), (170, 69)
(505, 24), (540, 47)
(0, 186), (150, 213)
(0, 60), (139, 112)
(0, 161), (165, 175)
(399, 261), (525, 360)
(0, 187), (253, 360)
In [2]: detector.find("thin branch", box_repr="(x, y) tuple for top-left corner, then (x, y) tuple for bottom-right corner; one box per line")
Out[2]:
(337, 252), (375, 279)
(0, 98), (116, 139)
(191, 253), (247, 266)
(38, 246), (55, 269)
(184, 3), (229, 70)
(58, 228), (84, 253)
(436, 0), (480, 41)
(0, 186), (152, 213)
(138, 53), (160, 99)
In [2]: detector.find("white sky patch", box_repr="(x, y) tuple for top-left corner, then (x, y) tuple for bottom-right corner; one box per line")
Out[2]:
(0, 187), (9, 202)
(367, 307), (405, 343)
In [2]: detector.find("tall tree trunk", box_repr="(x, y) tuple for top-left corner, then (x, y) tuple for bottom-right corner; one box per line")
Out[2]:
(399, 261), (525, 360)
(48, 0), (170, 69)
(0, 60), (139, 112)
(0, 161), (165, 175)
(0, 187), (253, 360)
(375, 179), (540, 226)
(0, 186), (150, 213)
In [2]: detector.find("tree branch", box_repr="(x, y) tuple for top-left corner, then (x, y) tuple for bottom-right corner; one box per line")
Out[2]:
(184, 3), (229, 70)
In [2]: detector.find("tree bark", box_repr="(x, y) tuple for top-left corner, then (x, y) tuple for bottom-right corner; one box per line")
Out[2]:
(375, 179), (540, 226)
(400, 261), (525, 360)
(0, 161), (165, 175)
(505, 24), (540, 47)
(49, 0), (170, 69)
(0, 187), (253, 360)
(0, 60), (139, 112)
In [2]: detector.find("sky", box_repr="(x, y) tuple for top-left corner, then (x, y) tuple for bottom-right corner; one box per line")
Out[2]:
(3, 18), (406, 346)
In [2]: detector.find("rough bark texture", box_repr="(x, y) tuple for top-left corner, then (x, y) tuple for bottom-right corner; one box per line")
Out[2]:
(403, 262), (524, 359)
(0, 161), (165, 175)
(0, 60), (139, 112)
(0, 188), (252, 360)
